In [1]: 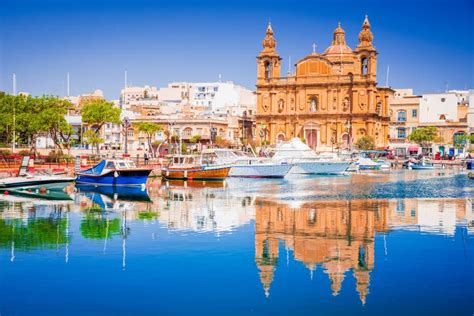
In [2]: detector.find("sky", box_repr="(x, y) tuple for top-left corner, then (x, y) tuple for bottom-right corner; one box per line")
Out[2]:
(0, 0), (473, 99)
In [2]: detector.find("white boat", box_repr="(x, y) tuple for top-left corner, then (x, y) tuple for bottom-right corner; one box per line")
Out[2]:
(271, 138), (350, 174)
(201, 149), (293, 178)
(0, 156), (74, 190)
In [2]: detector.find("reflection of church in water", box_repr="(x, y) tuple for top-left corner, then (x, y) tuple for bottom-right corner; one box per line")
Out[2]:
(254, 199), (390, 304)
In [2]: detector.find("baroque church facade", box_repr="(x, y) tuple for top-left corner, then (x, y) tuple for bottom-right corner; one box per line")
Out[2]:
(255, 16), (393, 150)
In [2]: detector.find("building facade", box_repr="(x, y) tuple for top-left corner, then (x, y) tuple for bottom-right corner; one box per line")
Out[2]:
(255, 17), (392, 151)
(388, 89), (421, 157)
(418, 90), (469, 156)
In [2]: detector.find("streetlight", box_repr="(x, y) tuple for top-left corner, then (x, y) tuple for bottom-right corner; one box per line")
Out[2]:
(122, 117), (130, 155)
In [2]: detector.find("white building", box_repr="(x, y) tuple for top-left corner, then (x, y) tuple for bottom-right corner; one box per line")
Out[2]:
(120, 85), (160, 109)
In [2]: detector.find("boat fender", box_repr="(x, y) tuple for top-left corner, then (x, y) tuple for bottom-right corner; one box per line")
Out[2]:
(166, 170), (170, 177)
(184, 170), (188, 178)
(114, 171), (119, 178)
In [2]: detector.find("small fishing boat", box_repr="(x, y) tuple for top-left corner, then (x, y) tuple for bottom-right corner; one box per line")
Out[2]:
(0, 156), (74, 189)
(161, 155), (230, 180)
(408, 158), (435, 170)
(468, 172), (474, 179)
(356, 157), (382, 170)
(75, 159), (152, 186)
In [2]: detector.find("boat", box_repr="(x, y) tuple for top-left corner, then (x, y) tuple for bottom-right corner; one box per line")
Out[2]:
(468, 172), (474, 179)
(408, 158), (435, 170)
(201, 149), (293, 178)
(270, 138), (350, 174)
(0, 156), (74, 190)
(161, 155), (230, 180)
(356, 157), (383, 170)
(75, 159), (152, 186)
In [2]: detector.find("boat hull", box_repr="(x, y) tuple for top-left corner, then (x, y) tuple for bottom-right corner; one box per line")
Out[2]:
(410, 165), (435, 170)
(289, 161), (350, 175)
(162, 166), (230, 180)
(0, 177), (74, 189)
(76, 169), (152, 186)
(229, 163), (292, 178)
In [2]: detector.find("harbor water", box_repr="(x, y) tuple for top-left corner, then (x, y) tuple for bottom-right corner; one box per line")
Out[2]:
(0, 169), (473, 315)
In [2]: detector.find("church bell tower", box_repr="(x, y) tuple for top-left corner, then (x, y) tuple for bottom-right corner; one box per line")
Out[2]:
(257, 23), (281, 84)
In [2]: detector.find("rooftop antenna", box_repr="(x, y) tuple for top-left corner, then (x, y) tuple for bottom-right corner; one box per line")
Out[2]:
(218, 74), (222, 82)
(12, 73), (17, 96)
(312, 42), (316, 54)
(385, 65), (390, 87)
(67, 72), (70, 97)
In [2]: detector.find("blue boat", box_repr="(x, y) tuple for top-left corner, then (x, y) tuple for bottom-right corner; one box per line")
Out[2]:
(75, 159), (152, 186)
(409, 158), (435, 170)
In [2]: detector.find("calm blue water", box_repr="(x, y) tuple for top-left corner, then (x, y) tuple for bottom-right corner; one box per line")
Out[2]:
(0, 170), (473, 315)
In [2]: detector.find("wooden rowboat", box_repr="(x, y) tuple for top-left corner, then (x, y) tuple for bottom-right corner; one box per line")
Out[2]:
(161, 155), (230, 180)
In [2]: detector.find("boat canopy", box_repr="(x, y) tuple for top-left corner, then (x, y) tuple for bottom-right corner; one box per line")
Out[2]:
(273, 138), (317, 159)
(81, 160), (107, 175)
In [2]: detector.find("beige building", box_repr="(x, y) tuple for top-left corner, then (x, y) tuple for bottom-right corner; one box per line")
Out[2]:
(389, 89), (421, 156)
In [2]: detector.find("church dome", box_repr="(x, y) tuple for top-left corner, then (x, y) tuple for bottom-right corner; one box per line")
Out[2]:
(323, 23), (353, 55)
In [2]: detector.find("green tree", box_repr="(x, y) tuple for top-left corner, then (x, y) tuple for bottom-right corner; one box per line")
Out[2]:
(135, 122), (163, 157)
(189, 134), (201, 144)
(0, 93), (74, 155)
(83, 130), (104, 155)
(408, 126), (438, 148)
(81, 100), (121, 155)
(355, 135), (375, 150)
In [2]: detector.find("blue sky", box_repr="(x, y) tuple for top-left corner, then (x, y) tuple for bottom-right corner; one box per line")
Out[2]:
(0, 0), (472, 99)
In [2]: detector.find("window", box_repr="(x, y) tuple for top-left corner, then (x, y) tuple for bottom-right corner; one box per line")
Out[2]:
(264, 61), (271, 80)
(183, 128), (192, 137)
(397, 110), (407, 122)
(412, 109), (417, 118)
(397, 128), (406, 139)
(441, 98), (446, 102)
(361, 57), (368, 75)
(376, 101), (382, 114)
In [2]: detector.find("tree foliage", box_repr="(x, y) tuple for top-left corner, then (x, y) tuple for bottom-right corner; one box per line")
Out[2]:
(0, 93), (74, 154)
(135, 122), (162, 157)
(408, 126), (438, 147)
(83, 130), (104, 154)
(355, 135), (375, 150)
(81, 99), (121, 155)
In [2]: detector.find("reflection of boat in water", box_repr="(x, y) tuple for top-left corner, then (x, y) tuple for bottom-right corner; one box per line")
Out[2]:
(161, 155), (230, 180)
(2, 186), (73, 201)
(163, 179), (226, 189)
(76, 159), (152, 186)
(76, 184), (151, 201)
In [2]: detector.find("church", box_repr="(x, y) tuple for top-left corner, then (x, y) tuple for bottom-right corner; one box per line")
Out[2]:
(255, 16), (393, 150)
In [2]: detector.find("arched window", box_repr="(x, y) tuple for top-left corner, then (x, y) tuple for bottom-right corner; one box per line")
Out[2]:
(397, 110), (407, 122)
(376, 101), (382, 115)
(309, 97), (318, 112)
(183, 127), (193, 137)
(264, 61), (271, 80)
(361, 57), (368, 75)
